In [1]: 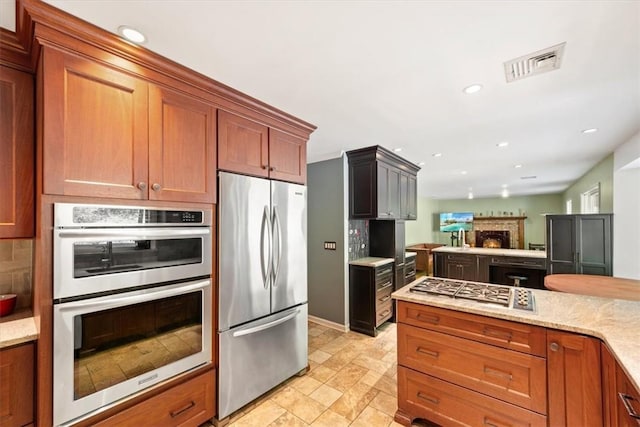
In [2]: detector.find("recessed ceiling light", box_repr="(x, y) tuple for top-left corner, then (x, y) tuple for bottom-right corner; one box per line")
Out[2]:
(514, 164), (523, 168)
(393, 148), (402, 152)
(461, 170), (468, 175)
(501, 188), (509, 198)
(118, 25), (147, 44)
(582, 128), (598, 134)
(468, 191), (474, 200)
(463, 84), (483, 94)
(432, 153), (442, 158)
(496, 142), (509, 148)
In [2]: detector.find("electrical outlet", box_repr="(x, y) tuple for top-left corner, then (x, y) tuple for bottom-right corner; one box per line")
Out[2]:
(324, 241), (337, 250)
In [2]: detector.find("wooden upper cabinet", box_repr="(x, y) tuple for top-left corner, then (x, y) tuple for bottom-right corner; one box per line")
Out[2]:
(0, 65), (34, 238)
(148, 85), (217, 203)
(42, 47), (149, 199)
(218, 110), (307, 184)
(41, 47), (218, 203)
(269, 128), (306, 184)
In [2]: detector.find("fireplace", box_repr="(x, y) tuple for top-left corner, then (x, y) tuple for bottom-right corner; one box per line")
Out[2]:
(476, 230), (510, 249)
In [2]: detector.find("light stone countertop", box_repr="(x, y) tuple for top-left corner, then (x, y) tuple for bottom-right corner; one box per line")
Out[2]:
(432, 246), (546, 258)
(349, 257), (394, 268)
(0, 314), (38, 349)
(405, 252), (417, 258)
(393, 279), (640, 392)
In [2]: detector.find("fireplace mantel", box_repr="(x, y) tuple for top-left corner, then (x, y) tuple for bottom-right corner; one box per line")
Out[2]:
(472, 216), (527, 249)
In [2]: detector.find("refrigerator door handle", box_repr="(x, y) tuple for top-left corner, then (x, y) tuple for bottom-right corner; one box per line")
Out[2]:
(272, 206), (283, 286)
(260, 205), (273, 289)
(231, 309), (300, 337)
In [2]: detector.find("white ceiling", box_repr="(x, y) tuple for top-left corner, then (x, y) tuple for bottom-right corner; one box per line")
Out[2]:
(5, 1), (640, 199)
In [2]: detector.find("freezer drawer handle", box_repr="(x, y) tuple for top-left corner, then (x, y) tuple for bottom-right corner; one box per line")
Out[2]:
(232, 309), (300, 338)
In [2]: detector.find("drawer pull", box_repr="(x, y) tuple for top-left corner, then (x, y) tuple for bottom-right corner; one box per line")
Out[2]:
(482, 327), (513, 342)
(417, 392), (439, 405)
(416, 313), (439, 324)
(483, 417), (504, 427)
(170, 400), (196, 418)
(483, 366), (513, 381)
(379, 295), (391, 303)
(376, 269), (392, 276)
(416, 347), (439, 358)
(379, 309), (391, 317)
(619, 393), (640, 420)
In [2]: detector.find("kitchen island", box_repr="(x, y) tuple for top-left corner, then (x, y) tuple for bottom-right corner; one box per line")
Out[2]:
(432, 246), (547, 288)
(392, 278), (640, 426)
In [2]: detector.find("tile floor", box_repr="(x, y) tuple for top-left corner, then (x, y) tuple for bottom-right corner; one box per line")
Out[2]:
(216, 321), (402, 427)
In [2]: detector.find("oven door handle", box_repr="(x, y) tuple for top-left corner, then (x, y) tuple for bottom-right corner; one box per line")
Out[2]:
(55, 279), (211, 312)
(56, 227), (211, 239)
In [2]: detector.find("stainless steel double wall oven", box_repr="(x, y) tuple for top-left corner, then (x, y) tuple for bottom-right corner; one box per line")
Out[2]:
(52, 203), (212, 426)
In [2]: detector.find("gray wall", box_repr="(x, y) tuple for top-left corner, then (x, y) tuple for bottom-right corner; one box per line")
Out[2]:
(307, 157), (347, 325)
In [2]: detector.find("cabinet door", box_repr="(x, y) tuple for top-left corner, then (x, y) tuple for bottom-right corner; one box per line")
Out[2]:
(601, 343), (618, 427)
(399, 172), (409, 219)
(0, 66), (34, 238)
(445, 255), (477, 281)
(377, 162), (401, 218)
(577, 214), (612, 276)
(218, 110), (269, 178)
(42, 47), (149, 199)
(0, 343), (34, 427)
(349, 265), (377, 336)
(547, 330), (603, 426)
(349, 160), (376, 219)
(406, 173), (417, 220)
(547, 215), (577, 274)
(148, 86), (217, 203)
(268, 129), (306, 184)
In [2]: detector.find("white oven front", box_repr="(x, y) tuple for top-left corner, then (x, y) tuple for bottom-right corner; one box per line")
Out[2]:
(52, 278), (212, 426)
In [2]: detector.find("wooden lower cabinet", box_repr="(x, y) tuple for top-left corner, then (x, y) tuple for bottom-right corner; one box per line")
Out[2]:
(398, 366), (547, 427)
(91, 368), (215, 427)
(547, 330), (603, 426)
(349, 263), (394, 336)
(0, 343), (34, 427)
(615, 360), (640, 427)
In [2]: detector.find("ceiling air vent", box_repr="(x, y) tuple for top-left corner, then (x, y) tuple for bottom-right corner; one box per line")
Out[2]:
(504, 42), (566, 83)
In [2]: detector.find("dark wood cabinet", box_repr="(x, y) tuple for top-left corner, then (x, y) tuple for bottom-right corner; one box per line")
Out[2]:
(0, 343), (34, 427)
(370, 220), (406, 290)
(347, 146), (420, 220)
(218, 110), (307, 184)
(0, 65), (34, 238)
(547, 330), (603, 427)
(435, 252), (478, 281)
(546, 214), (613, 276)
(349, 263), (393, 336)
(404, 254), (416, 285)
(41, 46), (217, 203)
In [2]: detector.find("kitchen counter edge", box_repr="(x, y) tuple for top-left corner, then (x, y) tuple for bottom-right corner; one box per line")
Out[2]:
(392, 280), (640, 393)
(0, 315), (38, 348)
(431, 246), (546, 258)
(349, 257), (395, 267)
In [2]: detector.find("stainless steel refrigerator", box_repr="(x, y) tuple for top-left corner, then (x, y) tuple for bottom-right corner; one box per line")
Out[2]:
(218, 172), (308, 419)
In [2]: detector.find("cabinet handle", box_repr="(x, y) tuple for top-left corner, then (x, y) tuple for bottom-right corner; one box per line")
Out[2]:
(170, 400), (196, 418)
(376, 269), (392, 276)
(417, 392), (439, 405)
(378, 282), (392, 291)
(379, 295), (391, 303)
(416, 347), (439, 358)
(549, 342), (559, 352)
(270, 166), (276, 171)
(416, 313), (439, 324)
(483, 417), (501, 427)
(619, 393), (640, 420)
(151, 183), (162, 191)
(482, 327), (513, 342)
(261, 165), (268, 169)
(137, 182), (147, 190)
(483, 366), (513, 381)
(388, 211), (394, 215)
(379, 309), (391, 317)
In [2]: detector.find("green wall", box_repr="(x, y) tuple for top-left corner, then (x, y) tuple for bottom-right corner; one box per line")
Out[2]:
(405, 193), (564, 247)
(562, 154), (614, 213)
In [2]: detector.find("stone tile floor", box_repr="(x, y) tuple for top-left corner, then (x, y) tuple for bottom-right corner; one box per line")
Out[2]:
(210, 320), (402, 427)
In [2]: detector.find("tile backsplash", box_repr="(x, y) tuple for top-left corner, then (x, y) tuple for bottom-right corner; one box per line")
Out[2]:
(348, 220), (369, 261)
(0, 239), (33, 310)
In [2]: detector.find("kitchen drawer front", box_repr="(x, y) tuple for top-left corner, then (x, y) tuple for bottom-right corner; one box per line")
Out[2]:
(376, 287), (393, 310)
(375, 265), (393, 284)
(92, 369), (215, 427)
(376, 300), (393, 327)
(616, 364), (640, 427)
(490, 256), (546, 270)
(398, 324), (547, 414)
(398, 366), (547, 427)
(397, 301), (547, 356)
(446, 253), (476, 264)
(376, 275), (393, 293)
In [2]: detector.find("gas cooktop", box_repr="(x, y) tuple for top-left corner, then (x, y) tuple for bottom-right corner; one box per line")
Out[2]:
(410, 277), (535, 312)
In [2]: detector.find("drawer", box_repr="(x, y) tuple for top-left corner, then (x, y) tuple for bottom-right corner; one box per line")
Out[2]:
(375, 288), (393, 310)
(490, 256), (546, 269)
(375, 265), (393, 280)
(398, 324), (547, 414)
(617, 364), (640, 427)
(375, 300), (393, 327)
(376, 275), (393, 292)
(446, 253), (476, 264)
(92, 369), (215, 427)
(397, 301), (547, 356)
(398, 366), (547, 427)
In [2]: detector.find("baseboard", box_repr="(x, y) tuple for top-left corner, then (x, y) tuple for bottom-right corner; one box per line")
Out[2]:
(308, 315), (349, 332)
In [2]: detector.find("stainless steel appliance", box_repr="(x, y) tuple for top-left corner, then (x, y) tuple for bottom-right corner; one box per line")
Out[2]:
(410, 277), (535, 311)
(52, 203), (213, 426)
(218, 172), (308, 419)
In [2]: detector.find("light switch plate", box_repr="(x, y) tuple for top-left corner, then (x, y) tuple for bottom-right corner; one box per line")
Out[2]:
(324, 241), (336, 250)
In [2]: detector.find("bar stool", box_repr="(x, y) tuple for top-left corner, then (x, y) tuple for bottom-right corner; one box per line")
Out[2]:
(507, 273), (528, 287)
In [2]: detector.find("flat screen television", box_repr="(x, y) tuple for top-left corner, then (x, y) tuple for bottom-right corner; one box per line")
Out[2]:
(439, 212), (473, 232)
